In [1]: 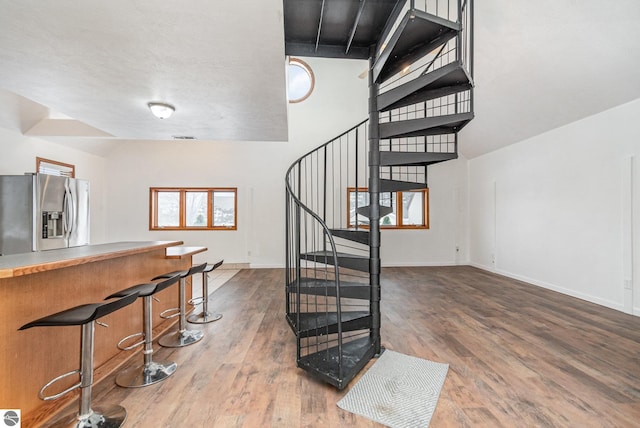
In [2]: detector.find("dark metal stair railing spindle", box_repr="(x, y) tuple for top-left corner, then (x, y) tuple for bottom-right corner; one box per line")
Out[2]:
(285, 118), (371, 385)
(368, 53), (382, 356)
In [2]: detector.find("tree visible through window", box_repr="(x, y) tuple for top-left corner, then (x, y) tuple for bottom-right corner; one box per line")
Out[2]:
(347, 187), (429, 229)
(150, 187), (237, 230)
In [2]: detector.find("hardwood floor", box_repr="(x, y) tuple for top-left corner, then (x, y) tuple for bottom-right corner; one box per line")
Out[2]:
(43, 266), (640, 427)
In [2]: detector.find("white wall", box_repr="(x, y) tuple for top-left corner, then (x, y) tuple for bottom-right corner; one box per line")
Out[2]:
(469, 98), (640, 314)
(381, 156), (469, 266)
(0, 127), (108, 243)
(104, 57), (370, 267)
(0, 57), (467, 269)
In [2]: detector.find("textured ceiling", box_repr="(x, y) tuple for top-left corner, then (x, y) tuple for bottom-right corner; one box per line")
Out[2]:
(0, 0), (288, 145)
(463, 0), (640, 158)
(0, 1), (639, 158)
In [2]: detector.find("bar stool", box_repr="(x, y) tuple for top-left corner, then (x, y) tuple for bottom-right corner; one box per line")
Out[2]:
(19, 293), (138, 428)
(187, 259), (224, 324)
(152, 262), (207, 347)
(104, 274), (181, 388)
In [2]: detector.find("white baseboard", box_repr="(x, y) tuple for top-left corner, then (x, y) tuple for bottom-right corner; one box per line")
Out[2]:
(381, 261), (459, 267)
(470, 262), (628, 314)
(218, 262), (250, 270)
(248, 263), (284, 269)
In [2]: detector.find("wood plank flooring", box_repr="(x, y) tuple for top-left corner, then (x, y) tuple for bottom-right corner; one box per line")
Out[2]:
(43, 266), (640, 427)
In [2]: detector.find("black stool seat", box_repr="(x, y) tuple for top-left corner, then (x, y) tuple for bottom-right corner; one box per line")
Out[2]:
(203, 260), (224, 273)
(19, 294), (138, 330)
(188, 259), (224, 324)
(152, 262), (207, 281)
(19, 293), (138, 428)
(152, 269), (187, 280)
(105, 275), (178, 300)
(106, 275), (181, 388)
(152, 263), (207, 348)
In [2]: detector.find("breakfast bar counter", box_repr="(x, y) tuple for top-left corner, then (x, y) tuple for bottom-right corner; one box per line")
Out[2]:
(0, 240), (184, 278)
(0, 241), (204, 426)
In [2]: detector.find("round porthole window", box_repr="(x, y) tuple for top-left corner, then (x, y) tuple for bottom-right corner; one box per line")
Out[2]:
(288, 57), (314, 103)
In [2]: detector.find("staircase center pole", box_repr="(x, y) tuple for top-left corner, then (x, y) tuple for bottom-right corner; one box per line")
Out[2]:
(368, 53), (382, 355)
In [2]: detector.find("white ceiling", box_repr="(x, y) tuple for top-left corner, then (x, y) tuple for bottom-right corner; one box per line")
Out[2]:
(465, 0), (640, 158)
(0, 1), (639, 159)
(0, 0), (288, 151)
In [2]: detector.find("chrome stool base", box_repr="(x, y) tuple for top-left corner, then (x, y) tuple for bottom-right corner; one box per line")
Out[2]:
(115, 361), (177, 388)
(187, 311), (222, 324)
(53, 405), (127, 428)
(158, 329), (203, 348)
(187, 260), (224, 325)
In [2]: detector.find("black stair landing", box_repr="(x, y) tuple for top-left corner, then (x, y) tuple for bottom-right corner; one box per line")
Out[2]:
(296, 312), (372, 338)
(378, 61), (473, 112)
(329, 228), (369, 245)
(380, 151), (458, 167)
(300, 251), (369, 272)
(379, 112), (474, 139)
(373, 9), (461, 84)
(298, 336), (377, 389)
(288, 277), (370, 299)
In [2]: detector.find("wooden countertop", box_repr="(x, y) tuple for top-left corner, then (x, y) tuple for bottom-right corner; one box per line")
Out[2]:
(0, 241), (183, 278)
(165, 246), (207, 259)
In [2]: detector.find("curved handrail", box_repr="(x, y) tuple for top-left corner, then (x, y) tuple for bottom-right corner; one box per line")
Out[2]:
(284, 118), (368, 186)
(285, 119), (369, 381)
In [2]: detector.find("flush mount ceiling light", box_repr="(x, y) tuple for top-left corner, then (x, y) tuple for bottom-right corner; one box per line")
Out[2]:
(148, 102), (175, 119)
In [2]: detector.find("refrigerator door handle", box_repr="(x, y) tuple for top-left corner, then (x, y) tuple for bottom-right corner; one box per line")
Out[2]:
(63, 180), (74, 239)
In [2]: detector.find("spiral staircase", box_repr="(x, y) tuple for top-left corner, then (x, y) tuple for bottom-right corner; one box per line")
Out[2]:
(284, 0), (474, 389)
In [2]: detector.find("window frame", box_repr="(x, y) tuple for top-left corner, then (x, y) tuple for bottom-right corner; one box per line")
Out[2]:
(36, 157), (75, 177)
(347, 187), (429, 229)
(149, 187), (237, 231)
(288, 57), (315, 103)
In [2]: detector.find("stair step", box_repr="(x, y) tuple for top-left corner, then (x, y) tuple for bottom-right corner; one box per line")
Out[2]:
(380, 179), (428, 193)
(329, 228), (369, 245)
(380, 151), (458, 167)
(297, 312), (372, 338)
(300, 251), (369, 272)
(356, 205), (394, 219)
(380, 112), (474, 139)
(378, 61), (473, 112)
(298, 336), (376, 389)
(373, 9), (460, 84)
(288, 278), (370, 299)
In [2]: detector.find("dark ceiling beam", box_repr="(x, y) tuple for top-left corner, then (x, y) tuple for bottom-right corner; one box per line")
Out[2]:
(315, 0), (326, 53)
(286, 42), (370, 60)
(345, 0), (367, 55)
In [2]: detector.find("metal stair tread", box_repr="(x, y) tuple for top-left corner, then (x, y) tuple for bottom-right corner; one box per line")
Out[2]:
(379, 151), (458, 167)
(380, 112), (474, 139)
(329, 228), (370, 245)
(300, 251), (369, 272)
(378, 61), (473, 112)
(297, 336), (376, 389)
(355, 204), (394, 219)
(380, 179), (428, 192)
(297, 311), (370, 330)
(373, 9), (460, 84)
(297, 312), (372, 338)
(300, 250), (367, 260)
(288, 277), (370, 299)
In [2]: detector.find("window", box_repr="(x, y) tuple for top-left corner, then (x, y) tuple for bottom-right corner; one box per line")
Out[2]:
(36, 157), (75, 177)
(288, 57), (314, 103)
(150, 187), (237, 230)
(347, 187), (429, 229)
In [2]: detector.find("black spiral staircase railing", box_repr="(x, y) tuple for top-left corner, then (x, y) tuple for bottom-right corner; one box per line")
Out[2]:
(285, 0), (474, 389)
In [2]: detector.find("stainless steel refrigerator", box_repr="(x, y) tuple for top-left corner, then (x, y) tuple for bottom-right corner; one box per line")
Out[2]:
(0, 173), (90, 255)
